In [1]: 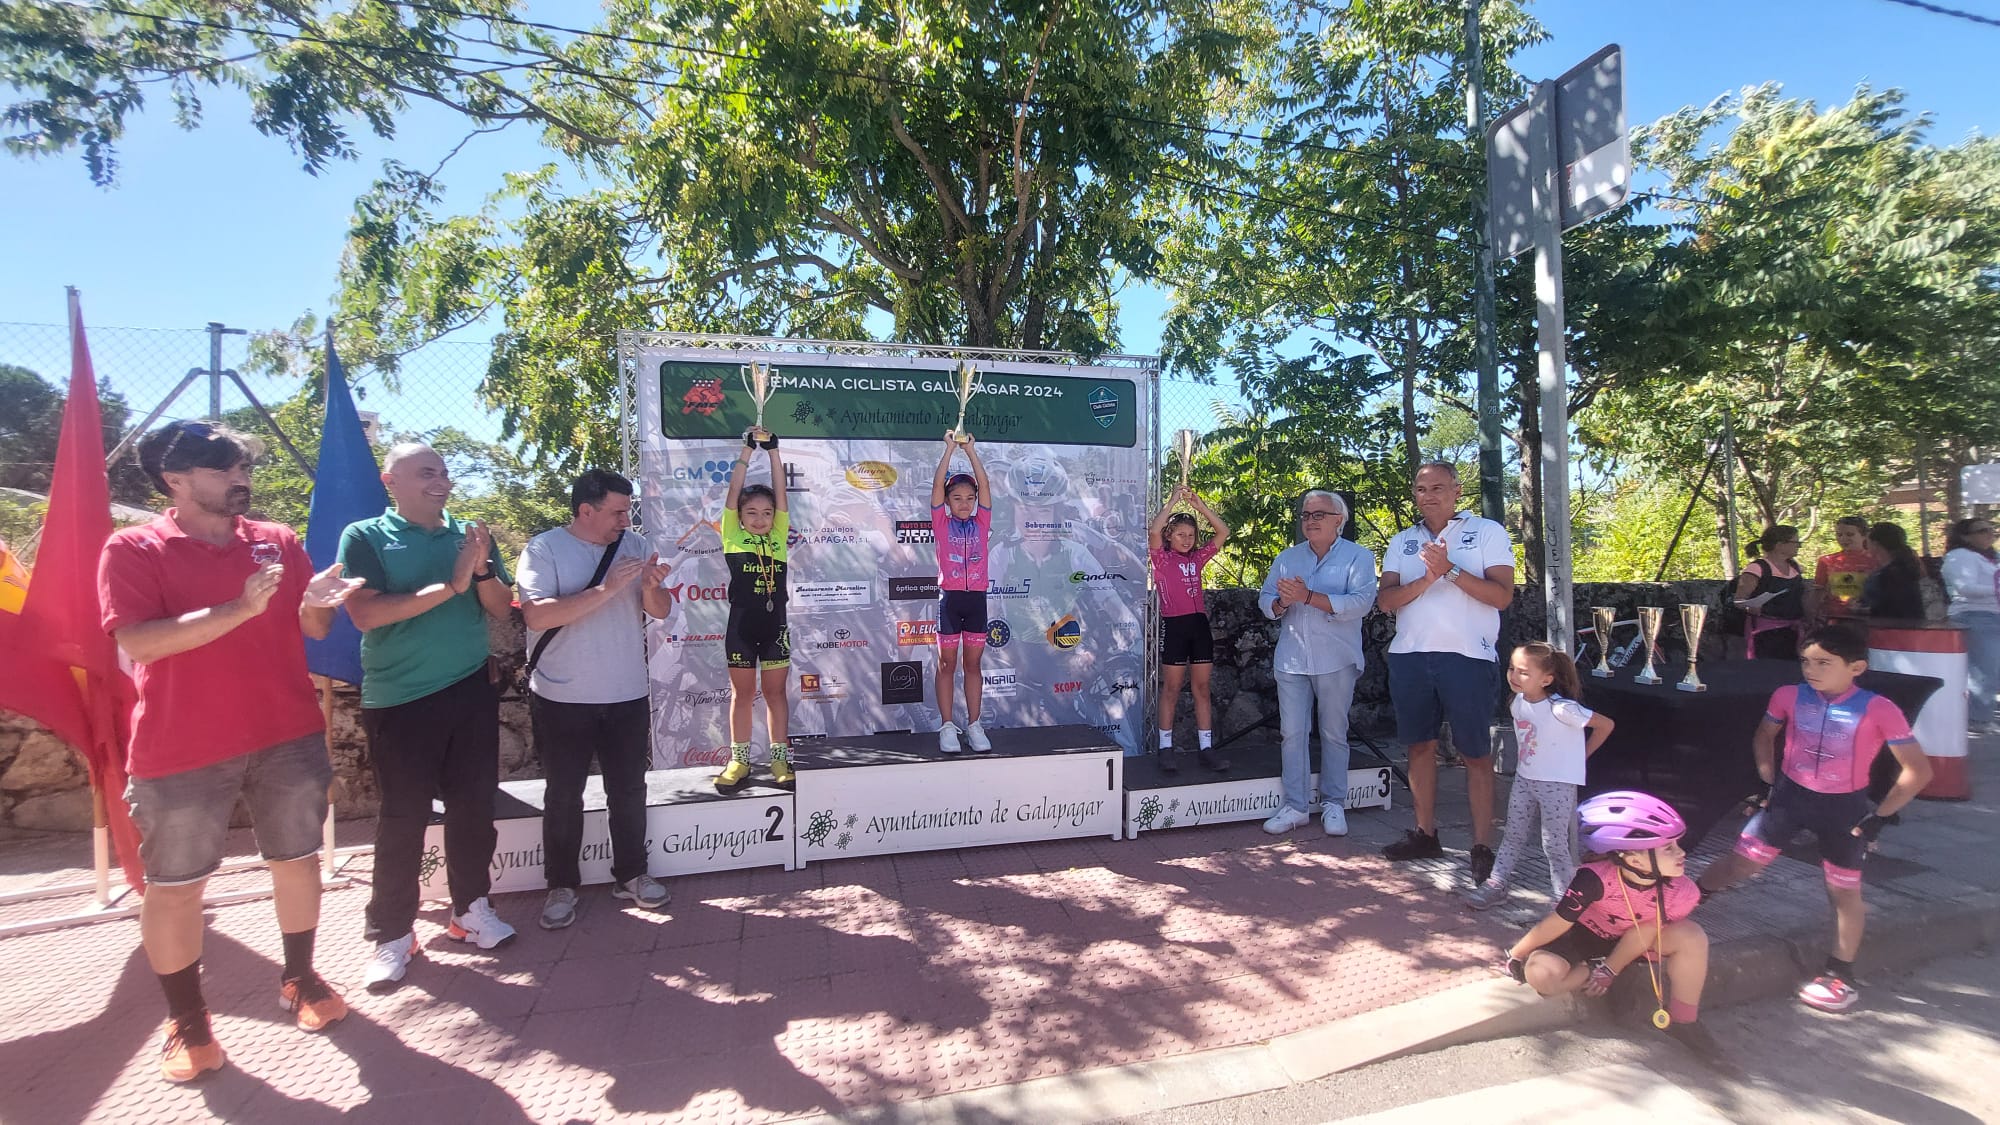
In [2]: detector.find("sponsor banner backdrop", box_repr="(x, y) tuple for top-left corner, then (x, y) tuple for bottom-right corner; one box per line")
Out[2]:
(637, 344), (1153, 767)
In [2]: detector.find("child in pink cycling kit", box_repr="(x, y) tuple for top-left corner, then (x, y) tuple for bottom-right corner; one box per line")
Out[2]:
(931, 432), (994, 754)
(1148, 486), (1230, 773)
(1506, 791), (1727, 1068)
(1698, 624), (1931, 1013)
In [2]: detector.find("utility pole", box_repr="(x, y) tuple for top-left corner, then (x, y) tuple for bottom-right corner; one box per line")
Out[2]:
(1466, 0), (1505, 523)
(205, 321), (245, 418)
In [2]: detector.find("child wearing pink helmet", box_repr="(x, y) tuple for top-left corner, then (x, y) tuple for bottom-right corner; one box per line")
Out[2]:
(1504, 790), (1728, 1068)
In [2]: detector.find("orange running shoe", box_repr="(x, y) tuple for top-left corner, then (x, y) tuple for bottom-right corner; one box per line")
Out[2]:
(279, 971), (349, 1032)
(159, 1012), (226, 1083)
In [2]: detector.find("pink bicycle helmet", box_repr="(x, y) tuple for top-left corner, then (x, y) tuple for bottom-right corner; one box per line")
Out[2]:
(1577, 790), (1686, 852)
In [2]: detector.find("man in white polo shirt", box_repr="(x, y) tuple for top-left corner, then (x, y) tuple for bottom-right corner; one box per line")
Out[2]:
(1376, 463), (1516, 885)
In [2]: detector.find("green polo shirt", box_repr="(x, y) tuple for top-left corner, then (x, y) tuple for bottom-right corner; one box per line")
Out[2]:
(337, 509), (511, 709)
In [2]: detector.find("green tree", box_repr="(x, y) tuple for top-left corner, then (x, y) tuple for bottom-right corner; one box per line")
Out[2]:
(0, 363), (157, 506)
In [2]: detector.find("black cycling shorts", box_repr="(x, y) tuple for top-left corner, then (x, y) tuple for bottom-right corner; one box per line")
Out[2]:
(1160, 612), (1213, 666)
(938, 589), (988, 646)
(1743, 779), (1871, 871)
(726, 609), (790, 670)
(1533, 924), (1617, 968)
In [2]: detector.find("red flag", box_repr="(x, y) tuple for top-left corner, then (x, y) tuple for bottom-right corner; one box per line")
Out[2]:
(0, 292), (143, 891)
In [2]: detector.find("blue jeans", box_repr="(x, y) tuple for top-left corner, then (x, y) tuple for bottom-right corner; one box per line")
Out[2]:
(1961, 611), (2000, 727)
(1277, 666), (1359, 814)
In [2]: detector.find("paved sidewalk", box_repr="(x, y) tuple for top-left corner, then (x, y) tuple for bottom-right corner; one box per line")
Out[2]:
(0, 733), (1995, 1124)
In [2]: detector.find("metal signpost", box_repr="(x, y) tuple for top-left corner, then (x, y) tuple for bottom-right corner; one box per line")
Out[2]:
(1485, 44), (1631, 653)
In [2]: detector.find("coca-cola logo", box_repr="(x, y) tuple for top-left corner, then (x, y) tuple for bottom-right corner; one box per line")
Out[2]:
(664, 583), (728, 605)
(679, 745), (731, 766)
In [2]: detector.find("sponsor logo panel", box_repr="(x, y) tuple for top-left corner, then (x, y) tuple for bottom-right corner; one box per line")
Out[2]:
(808, 627), (870, 651)
(887, 576), (941, 601)
(792, 581), (873, 610)
(897, 620), (939, 646)
(845, 461), (898, 490)
(894, 520), (935, 545)
(981, 670), (1019, 699)
(985, 619), (1011, 649)
(880, 661), (925, 705)
(1046, 614), (1082, 650)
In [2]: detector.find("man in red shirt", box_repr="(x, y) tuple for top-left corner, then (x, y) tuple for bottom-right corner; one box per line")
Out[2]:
(98, 421), (363, 1083)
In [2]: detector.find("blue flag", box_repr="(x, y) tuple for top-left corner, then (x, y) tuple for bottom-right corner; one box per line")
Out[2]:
(303, 338), (388, 685)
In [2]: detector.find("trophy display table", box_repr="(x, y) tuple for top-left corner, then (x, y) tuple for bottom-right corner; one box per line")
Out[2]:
(1864, 619), (1971, 800)
(1583, 660), (1941, 849)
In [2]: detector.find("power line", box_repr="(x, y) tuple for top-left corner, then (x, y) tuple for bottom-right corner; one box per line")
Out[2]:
(1874, 0), (2000, 29)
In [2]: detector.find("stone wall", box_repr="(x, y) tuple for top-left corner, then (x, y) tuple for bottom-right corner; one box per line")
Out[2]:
(1, 581), (1729, 833)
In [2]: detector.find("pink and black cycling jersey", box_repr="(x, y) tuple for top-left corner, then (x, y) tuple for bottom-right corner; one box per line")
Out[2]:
(933, 503), (992, 591)
(1555, 860), (1700, 943)
(1765, 684), (1915, 795)
(1151, 542), (1220, 618)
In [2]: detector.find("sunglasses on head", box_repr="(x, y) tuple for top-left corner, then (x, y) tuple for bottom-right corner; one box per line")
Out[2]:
(155, 421), (217, 467)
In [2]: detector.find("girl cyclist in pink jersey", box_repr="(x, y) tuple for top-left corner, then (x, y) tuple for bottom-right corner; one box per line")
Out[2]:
(1148, 486), (1229, 772)
(931, 432), (993, 754)
(1505, 791), (1729, 1068)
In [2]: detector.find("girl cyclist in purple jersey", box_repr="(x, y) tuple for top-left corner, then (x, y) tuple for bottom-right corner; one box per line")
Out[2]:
(1148, 486), (1230, 773)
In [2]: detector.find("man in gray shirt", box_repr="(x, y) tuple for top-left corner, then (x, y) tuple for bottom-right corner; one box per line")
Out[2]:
(518, 469), (675, 928)
(1257, 491), (1379, 836)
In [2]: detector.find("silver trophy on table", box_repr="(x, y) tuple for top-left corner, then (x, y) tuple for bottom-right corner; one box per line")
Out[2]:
(1676, 603), (1709, 693)
(1590, 606), (1617, 678)
(1633, 606), (1665, 685)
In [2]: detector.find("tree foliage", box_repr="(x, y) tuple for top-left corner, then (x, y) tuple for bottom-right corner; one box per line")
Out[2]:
(0, 363), (157, 505)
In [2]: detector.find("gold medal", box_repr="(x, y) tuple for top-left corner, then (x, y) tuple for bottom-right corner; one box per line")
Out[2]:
(1652, 1008), (1672, 1029)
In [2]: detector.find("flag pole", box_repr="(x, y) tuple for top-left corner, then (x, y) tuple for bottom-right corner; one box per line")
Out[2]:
(320, 675), (337, 880)
(68, 291), (115, 910)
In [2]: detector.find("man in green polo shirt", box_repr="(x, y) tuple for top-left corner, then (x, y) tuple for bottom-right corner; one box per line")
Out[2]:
(338, 442), (517, 992)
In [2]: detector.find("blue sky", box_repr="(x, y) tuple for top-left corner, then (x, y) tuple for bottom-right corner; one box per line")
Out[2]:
(1, 0), (1991, 363)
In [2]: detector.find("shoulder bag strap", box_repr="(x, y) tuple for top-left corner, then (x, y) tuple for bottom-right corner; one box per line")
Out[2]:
(524, 530), (624, 679)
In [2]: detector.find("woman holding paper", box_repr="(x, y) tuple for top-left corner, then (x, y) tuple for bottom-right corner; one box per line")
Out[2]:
(1736, 526), (1806, 658)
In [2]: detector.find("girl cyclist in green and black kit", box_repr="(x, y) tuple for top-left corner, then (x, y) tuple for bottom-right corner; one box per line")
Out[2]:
(715, 426), (793, 788)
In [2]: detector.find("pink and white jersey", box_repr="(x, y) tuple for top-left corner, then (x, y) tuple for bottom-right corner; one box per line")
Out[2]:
(1766, 684), (1915, 795)
(1556, 860), (1701, 943)
(1152, 542), (1220, 618)
(933, 503), (992, 591)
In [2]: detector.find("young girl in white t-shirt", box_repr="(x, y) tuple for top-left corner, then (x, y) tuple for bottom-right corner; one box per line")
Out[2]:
(1464, 642), (1616, 909)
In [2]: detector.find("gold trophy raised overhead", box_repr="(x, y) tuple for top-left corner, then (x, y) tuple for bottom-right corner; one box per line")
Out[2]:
(1174, 428), (1196, 495)
(1633, 606), (1665, 686)
(950, 360), (982, 442)
(1590, 606), (1617, 678)
(1676, 603), (1710, 693)
(739, 360), (775, 433)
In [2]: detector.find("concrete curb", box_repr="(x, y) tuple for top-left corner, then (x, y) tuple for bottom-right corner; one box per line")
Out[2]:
(802, 892), (2000, 1124)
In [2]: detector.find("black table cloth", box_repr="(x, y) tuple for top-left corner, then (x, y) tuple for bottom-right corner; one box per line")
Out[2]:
(1578, 659), (1942, 849)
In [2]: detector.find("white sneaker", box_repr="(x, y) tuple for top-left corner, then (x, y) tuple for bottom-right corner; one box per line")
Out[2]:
(448, 897), (516, 950)
(964, 719), (992, 752)
(613, 874), (671, 909)
(938, 723), (963, 755)
(1262, 807), (1312, 835)
(364, 933), (418, 993)
(1322, 803), (1349, 836)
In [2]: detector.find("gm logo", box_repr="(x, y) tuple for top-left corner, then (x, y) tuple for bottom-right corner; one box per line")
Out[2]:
(1046, 615), (1082, 650)
(986, 619), (1011, 649)
(672, 461), (733, 485)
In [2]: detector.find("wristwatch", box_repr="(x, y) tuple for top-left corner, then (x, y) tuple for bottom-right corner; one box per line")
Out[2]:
(1441, 565), (1463, 585)
(471, 571), (496, 583)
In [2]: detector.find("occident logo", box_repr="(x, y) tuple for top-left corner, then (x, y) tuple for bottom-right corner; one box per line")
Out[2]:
(811, 626), (870, 650)
(1068, 570), (1131, 584)
(1088, 385), (1121, 429)
(894, 520), (935, 545)
(887, 576), (940, 601)
(880, 660), (925, 705)
(1053, 680), (1083, 693)
(663, 582), (728, 605)
(845, 461), (898, 490)
(896, 620), (939, 646)
(985, 619), (1011, 649)
(1046, 615), (1082, 650)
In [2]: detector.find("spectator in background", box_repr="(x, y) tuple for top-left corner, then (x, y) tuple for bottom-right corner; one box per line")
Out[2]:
(1736, 526), (1806, 659)
(1942, 518), (2000, 733)
(1859, 522), (1926, 621)
(1812, 516), (1874, 621)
